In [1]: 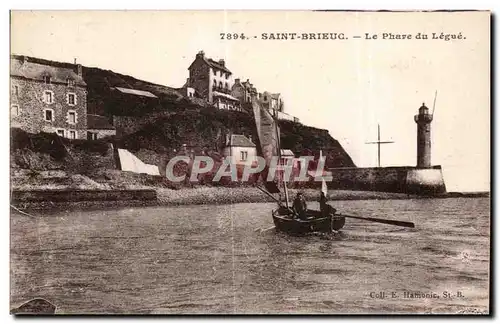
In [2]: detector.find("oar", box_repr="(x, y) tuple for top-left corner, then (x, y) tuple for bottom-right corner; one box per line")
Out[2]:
(338, 213), (415, 228)
(255, 225), (276, 233)
(255, 185), (299, 217)
(10, 205), (37, 218)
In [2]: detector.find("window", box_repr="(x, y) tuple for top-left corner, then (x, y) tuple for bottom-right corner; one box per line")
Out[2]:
(87, 132), (98, 140)
(69, 130), (76, 140)
(68, 111), (76, 124)
(264, 95), (267, 101)
(56, 129), (65, 137)
(13, 85), (18, 96)
(219, 81), (223, 89)
(240, 151), (248, 161)
(44, 109), (54, 122)
(11, 104), (20, 116)
(67, 79), (75, 87)
(44, 90), (54, 104)
(225, 73), (229, 80)
(225, 82), (229, 90)
(67, 93), (76, 105)
(43, 75), (51, 84)
(213, 69), (216, 76)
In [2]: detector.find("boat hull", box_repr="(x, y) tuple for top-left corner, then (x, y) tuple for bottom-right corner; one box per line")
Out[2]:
(272, 207), (345, 235)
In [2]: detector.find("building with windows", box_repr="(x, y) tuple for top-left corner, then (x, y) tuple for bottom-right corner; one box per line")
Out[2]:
(222, 134), (257, 166)
(258, 91), (284, 113)
(231, 78), (258, 112)
(187, 51), (241, 111)
(257, 90), (299, 122)
(87, 114), (116, 140)
(10, 55), (87, 139)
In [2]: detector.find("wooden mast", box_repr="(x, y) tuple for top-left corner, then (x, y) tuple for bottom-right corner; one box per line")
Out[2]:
(275, 118), (289, 209)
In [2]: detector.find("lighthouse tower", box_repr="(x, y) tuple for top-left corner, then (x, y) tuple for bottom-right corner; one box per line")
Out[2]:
(414, 103), (433, 168)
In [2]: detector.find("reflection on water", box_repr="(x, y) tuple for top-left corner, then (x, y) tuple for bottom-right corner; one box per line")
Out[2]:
(11, 198), (490, 314)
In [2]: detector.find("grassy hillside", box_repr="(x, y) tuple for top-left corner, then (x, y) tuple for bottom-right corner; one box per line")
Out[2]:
(118, 108), (356, 168)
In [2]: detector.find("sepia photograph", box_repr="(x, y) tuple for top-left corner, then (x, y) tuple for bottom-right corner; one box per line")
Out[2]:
(9, 10), (490, 315)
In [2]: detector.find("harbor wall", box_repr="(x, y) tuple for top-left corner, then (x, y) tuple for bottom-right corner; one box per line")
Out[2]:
(326, 166), (446, 195)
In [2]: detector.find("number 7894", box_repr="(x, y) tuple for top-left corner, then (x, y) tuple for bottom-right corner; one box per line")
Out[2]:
(220, 33), (247, 40)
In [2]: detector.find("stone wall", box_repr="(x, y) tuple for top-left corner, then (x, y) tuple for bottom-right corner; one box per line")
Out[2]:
(113, 111), (171, 138)
(189, 57), (211, 102)
(10, 76), (87, 139)
(326, 166), (446, 195)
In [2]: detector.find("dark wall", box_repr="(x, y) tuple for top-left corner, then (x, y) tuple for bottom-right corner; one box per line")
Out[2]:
(326, 166), (446, 195)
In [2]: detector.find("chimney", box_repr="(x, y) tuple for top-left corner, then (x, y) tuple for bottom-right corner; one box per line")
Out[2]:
(76, 64), (82, 77)
(20, 56), (28, 65)
(218, 59), (225, 66)
(196, 50), (205, 58)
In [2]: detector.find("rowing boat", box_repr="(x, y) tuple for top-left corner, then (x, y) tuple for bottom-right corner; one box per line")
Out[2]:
(272, 207), (346, 235)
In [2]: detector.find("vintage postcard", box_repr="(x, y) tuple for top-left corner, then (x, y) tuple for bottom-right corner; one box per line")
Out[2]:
(9, 10), (490, 315)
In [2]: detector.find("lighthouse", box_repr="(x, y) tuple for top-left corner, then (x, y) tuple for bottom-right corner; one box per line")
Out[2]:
(414, 102), (433, 168)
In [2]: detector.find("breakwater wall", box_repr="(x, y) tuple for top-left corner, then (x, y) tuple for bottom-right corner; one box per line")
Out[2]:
(327, 166), (447, 195)
(11, 189), (157, 203)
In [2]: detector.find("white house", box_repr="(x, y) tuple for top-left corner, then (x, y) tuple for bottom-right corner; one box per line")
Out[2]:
(222, 134), (257, 166)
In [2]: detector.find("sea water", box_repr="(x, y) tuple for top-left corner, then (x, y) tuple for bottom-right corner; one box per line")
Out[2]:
(10, 197), (490, 314)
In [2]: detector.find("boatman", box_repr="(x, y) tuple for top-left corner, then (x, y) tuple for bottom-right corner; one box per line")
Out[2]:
(293, 192), (308, 220)
(319, 192), (337, 217)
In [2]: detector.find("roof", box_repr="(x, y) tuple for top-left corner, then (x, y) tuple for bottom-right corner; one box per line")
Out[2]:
(228, 134), (255, 148)
(242, 81), (258, 93)
(113, 87), (158, 98)
(261, 91), (281, 99)
(10, 56), (86, 86)
(87, 114), (116, 130)
(206, 58), (232, 74)
(188, 53), (232, 74)
(213, 91), (239, 101)
(281, 149), (294, 157)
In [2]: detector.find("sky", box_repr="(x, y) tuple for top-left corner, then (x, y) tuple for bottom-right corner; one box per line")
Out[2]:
(10, 10), (490, 192)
